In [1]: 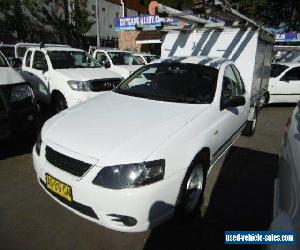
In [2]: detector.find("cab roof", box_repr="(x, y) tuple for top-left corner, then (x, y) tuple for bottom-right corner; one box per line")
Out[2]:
(151, 56), (231, 69)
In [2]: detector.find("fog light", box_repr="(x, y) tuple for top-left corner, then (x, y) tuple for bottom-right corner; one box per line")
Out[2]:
(108, 214), (137, 227)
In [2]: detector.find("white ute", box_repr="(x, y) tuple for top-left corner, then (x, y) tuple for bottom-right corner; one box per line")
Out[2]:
(92, 49), (142, 79)
(33, 56), (251, 232)
(22, 46), (122, 112)
(268, 63), (300, 103)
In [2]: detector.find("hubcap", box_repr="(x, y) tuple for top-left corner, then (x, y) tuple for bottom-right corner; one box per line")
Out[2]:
(183, 166), (203, 213)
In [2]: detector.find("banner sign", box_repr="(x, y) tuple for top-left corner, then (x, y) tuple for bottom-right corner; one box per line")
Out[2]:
(275, 33), (300, 42)
(114, 15), (180, 31)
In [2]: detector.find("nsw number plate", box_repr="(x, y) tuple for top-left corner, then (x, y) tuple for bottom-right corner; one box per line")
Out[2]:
(46, 174), (72, 202)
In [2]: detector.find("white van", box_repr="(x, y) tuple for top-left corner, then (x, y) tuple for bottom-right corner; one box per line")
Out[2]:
(92, 49), (142, 79)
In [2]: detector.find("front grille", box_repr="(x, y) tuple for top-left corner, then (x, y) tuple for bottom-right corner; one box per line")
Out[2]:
(90, 78), (122, 92)
(40, 179), (98, 220)
(45, 146), (92, 177)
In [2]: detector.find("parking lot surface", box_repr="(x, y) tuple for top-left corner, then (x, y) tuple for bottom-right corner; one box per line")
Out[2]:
(0, 105), (295, 250)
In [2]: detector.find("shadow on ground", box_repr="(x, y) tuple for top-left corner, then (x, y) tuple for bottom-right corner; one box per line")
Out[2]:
(144, 146), (278, 250)
(0, 103), (53, 160)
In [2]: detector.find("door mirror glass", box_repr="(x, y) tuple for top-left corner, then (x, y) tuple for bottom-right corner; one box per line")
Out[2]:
(12, 58), (22, 68)
(103, 61), (111, 68)
(223, 96), (245, 108)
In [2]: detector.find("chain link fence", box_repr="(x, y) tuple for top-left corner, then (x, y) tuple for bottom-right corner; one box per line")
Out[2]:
(0, 26), (118, 52)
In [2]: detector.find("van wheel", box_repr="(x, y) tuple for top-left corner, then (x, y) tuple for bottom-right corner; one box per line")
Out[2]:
(52, 93), (68, 113)
(242, 108), (258, 137)
(176, 163), (206, 219)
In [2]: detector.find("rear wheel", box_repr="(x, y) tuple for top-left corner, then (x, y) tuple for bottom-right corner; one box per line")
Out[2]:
(242, 108), (258, 137)
(176, 163), (206, 219)
(52, 92), (68, 113)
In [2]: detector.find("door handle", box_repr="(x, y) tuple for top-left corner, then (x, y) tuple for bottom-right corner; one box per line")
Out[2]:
(214, 130), (218, 135)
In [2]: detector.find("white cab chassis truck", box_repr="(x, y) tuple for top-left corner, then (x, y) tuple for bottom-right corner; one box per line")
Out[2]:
(161, 28), (274, 134)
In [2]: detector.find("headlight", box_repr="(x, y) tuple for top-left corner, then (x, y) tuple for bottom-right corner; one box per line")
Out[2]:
(92, 159), (165, 189)
(10, 84), (33, 102)
(67, 80), (91, 91)
(35, 133), (42, 156)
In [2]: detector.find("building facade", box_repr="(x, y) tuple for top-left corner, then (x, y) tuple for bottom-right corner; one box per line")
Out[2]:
(86, 0), (147, 39)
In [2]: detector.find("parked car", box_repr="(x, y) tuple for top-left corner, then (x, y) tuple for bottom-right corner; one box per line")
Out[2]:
(133, 53), (160, 65)
(92, 49), (142, 79)
(268, 63), (300, 104)
(33, 56), (252, 232)
(21, 46), (122, 113)
(269, 103), (300, 249)
(0, 51), (38, 140)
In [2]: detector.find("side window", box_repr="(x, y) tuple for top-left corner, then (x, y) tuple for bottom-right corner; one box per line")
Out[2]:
(96, 52), (108, 65)
(282, 67), (300, 81)
(32, 51), (47, 70)
(232, 65), (245, 95)
(222, 65), (241, 103)
(25, 50), (32, 67)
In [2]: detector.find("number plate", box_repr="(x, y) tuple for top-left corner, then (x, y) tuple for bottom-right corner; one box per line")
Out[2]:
(46, 174), (72, 202)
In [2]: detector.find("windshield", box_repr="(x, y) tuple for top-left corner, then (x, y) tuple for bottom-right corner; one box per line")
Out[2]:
(0, 52), (9, 67)
(108, 52), (141, 66)
(270, 64), (289, 78)
(48, 51), (101, 69)
(114, 63), (218, 104)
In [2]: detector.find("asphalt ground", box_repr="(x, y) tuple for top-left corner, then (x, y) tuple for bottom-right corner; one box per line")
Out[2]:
(0, 104), (295, 250)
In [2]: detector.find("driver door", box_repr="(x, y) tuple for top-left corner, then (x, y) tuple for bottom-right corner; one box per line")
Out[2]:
(214, 65), (247, 160)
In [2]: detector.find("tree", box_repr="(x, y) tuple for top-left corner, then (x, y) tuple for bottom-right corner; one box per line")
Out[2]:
(140, 0), (299, 32)
(229, 0), (300, 32)
(140, 0), (194, 10)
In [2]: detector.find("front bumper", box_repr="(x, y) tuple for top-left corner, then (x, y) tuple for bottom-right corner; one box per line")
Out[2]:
(32, 145), (184, 232)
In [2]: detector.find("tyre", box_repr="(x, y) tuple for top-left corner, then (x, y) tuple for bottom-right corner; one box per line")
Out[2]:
(242, 108), (258, 137)
(176, 163), (206, 219)
(52, 92), (68, 113)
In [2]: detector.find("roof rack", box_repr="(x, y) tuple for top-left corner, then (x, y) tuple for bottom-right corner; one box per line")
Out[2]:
(138, 0), (273, 36)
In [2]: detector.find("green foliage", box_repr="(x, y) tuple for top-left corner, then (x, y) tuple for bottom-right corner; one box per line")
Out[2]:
(229, 0), (300, 31)
(0, 0), (94, 40)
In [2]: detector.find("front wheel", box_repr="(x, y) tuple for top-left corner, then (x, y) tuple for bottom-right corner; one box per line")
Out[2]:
(176, 163), (206, 218)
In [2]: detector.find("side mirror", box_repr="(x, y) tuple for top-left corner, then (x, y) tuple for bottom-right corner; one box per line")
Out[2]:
(34, 60), (48, 71)
(103, 61), (111, 68)
(12, 58), (22, 68)
(223, 96), (245, 109)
